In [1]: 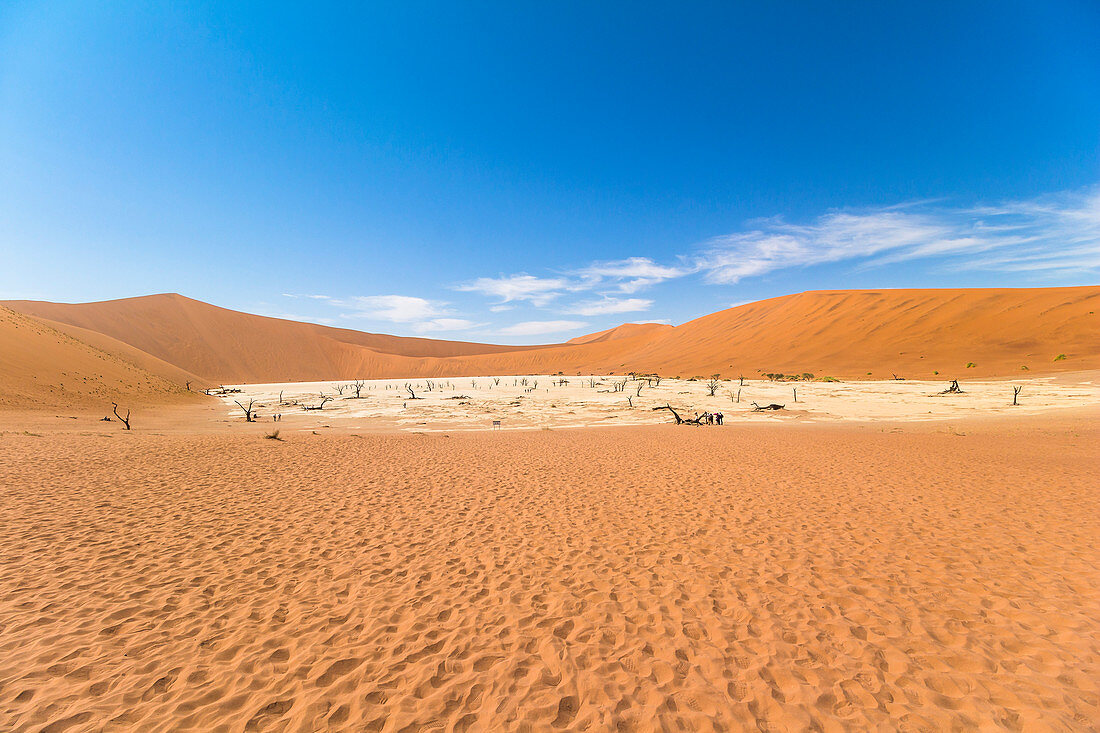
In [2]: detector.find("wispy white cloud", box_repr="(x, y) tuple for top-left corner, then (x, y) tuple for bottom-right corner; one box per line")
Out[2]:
(497, 320), (588, 336)
(455, 274), (569, 306)
(281, 293), (332, 300)
(575, 257), (694, 293)
(697, 188), (1100, 283)
(411, 318), (485, 333)
(337, 295), (451, 322)
(562, 297), (653, 316)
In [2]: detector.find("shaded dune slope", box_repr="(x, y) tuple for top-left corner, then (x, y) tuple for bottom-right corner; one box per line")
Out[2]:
(0, 306), (203, 409)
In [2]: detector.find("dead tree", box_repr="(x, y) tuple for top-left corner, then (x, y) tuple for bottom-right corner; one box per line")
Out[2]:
(706, 375), (721, 396)
(751, 402), (785, 411)
(111, 403), (131, 430)
(304, 396), (332, 411)
(333, 384), (346, 396)
(351, 380), (365, 398)
(234, 399), (257, 422)
(739, 375), (744, 386)
(1013, 385), (1022, 405)
(492, 377), (500, 386)
(405, 383), (421, 399)
(652, 404), (706, 425)
(425, 380), (434, 392)
(627, 396), (633, 408)
(278, 390), (285, 405)
(653, 404), (685, 424)
(635, 382), (644, 397)
(940, 380), (964, 394)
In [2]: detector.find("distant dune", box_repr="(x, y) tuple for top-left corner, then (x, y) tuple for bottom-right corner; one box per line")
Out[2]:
(565, 322), (674, 345)
(3, 287), (1097, 404)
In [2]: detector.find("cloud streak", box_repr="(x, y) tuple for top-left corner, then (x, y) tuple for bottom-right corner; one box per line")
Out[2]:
(450, 188), (1099, 314)
(562, 297), (653, 316)
(455, 274), (569, 306)
(496, 320), (588, 337)
(698, 188), (1100, 283)
(337, 295), (452, 323)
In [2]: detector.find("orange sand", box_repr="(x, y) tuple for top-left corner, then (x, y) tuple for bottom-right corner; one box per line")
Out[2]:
(1, 416), (1097, 731)
(6, 286), (1098, 388)
(0, 306), (202, 410)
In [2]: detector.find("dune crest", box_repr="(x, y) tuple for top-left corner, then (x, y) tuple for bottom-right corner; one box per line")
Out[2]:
(3, 288), (1097, 401)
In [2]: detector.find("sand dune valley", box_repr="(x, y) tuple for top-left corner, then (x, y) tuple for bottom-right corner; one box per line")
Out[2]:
(1, 287), (1098, 732)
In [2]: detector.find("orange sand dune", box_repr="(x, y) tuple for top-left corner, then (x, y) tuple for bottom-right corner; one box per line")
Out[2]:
(3, 293), (549, 385)
(0, 419), (1096, 730)
(0, 306), (203, 410)
(565, 321), (674, 345)
(5, 287), (1098, 386)
(613, 286), (1100, 379)
(403, 286), (1100, 380)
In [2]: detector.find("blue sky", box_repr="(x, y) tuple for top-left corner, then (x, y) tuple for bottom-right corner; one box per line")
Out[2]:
(1, 2), (1098, 342)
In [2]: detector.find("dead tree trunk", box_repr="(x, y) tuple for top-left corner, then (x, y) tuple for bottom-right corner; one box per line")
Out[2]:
(1013, 385), (1022, 405)
(653, 404), (684, 423)
(653, 404), (706, 424)
(111, 403), (131, 430)
(234, 399), (257, 422)
(352, 380), (365, 398)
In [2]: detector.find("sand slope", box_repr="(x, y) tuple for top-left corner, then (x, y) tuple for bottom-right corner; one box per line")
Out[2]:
(565, 322), (674, 345)
(1, 421), (1096, 730)
(0, 306), (203, 410)
(5, 287), (1098, 386)
(3, 294), (547, 385)
(629, 287), (1100, 379)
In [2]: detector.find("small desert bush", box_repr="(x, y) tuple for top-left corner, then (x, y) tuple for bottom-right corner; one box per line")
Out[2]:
(966, 362), (977, 368)
(1054, 353), (1067, 361)
(265, 429), (282, 440)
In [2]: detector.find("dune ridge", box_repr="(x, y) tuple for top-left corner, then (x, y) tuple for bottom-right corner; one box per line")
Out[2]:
(3, 288), (1097, 404)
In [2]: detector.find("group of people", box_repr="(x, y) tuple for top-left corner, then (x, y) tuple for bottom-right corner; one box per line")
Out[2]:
(696, 411), (724, 425)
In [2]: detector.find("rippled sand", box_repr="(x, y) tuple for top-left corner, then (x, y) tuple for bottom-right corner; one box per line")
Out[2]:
(1, 419), (1097, 731)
